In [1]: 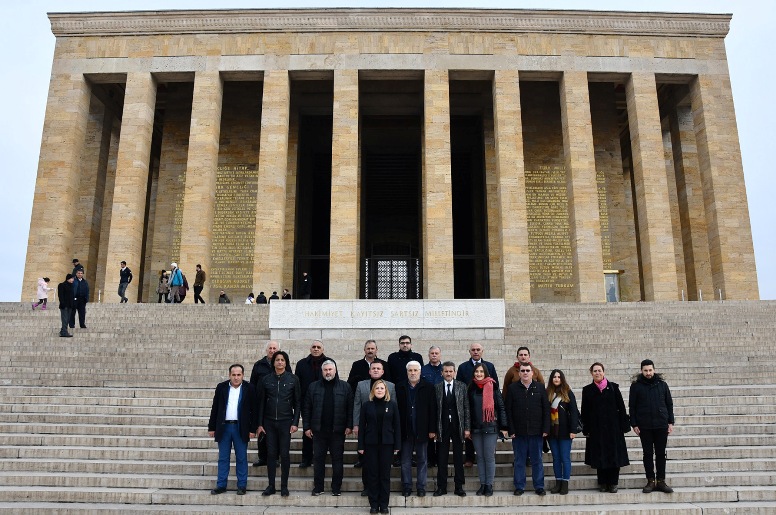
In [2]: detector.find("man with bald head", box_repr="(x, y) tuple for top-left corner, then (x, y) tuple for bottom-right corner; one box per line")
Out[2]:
(250, 341), (280, 467)
(457, 342), (499, 467)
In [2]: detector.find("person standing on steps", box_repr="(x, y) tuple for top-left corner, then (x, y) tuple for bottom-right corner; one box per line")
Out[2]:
(193, 264), (206, 304)
(630, 359), (675, 494)
(207, 364), (258, 496)
(168, 263), (183, 303)
(295, 340), (334, 469)
(69, 269), (89, 329)
(257, 351), (300, 498)
(300, 271), (311, 299)
(57, 274), (74, 337)
(249, 340), (280, 467)
(467, 363), (507, 497)
(118, 261), (133, 303)
(546, 369), (581, 495)
(433, 361), (469, 498)
(456, 342), (499, 468)
(32, 277), (53, 310)
(396, 361), (436, 498)
(71, 258), (84, 277)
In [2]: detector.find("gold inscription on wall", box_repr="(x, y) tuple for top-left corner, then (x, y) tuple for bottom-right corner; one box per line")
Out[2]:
(525, 165), (574, 289)
(171, 174), (185, 261)
(211, 164), (259, 291)
(596, 169), (612, 270)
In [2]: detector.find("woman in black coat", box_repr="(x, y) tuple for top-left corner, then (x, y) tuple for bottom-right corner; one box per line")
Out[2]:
(467, 363), (508, 496)
(358, 379), (401, 514)
(581, 362), (630, 493)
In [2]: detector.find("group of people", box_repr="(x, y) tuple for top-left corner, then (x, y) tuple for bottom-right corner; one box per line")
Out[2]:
(244, 290), (292, 304)
(209, 337), (675, 511)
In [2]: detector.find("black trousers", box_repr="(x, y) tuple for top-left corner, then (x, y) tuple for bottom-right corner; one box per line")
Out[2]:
(597, 467), (620, 486)
(193, 285), (205, 303)
(639, 427), (669, 480)
(255, 433), (267, 462)
(364, 444), (393, 510)
(465, 438), (475, 462)
(313, 431), (345, 492)
(437, 425), (465, 489)
(427, 437), (437, 465)
(302, 433), (313, 463)
(265, 418), (293, 488)
(69, 300), (86, 328)
(59, 307), (71, 335)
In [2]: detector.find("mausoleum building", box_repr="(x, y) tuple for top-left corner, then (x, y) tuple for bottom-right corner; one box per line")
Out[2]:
(23, 8), (759, 303)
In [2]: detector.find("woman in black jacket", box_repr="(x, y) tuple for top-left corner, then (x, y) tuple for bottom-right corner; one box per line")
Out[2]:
(467, 363), (508, 496)
(546, 369), (581, 495)
(581, 362), (630, 493)
(358, 380), (401, 514)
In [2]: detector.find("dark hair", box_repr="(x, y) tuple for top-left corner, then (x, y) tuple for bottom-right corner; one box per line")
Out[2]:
(196, 264), (202, 268)
(399, 335), (412, 343)
(229, 364), (244, 374)
(640, 359), (654, 369)
(589, 362), (605, 373)
(272, 350), (290, 368)
(517, 346), (530, 356)
(121, 261), (126, 266)
(442, 361), (456, 370)
(72, 259), (79, 263)
(43, 277), (50, 282)
(468, 363), (490, 392)
(546, 369), (570, 403)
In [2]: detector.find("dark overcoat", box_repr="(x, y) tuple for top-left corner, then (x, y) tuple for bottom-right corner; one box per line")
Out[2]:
(581, 380), (630, 469)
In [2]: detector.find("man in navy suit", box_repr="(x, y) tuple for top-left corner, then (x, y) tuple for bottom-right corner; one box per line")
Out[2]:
(208, 364), (258, 495)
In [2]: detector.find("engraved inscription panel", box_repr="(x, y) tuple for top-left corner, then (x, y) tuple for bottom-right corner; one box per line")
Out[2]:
(597, 169), (612, 270)
(525, 165), (574, 290)
(210, 164), (259, 291)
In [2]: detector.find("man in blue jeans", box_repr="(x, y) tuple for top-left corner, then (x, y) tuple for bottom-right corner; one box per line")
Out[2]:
(207, 364), (258, 495)
(505, 364), (550, 496)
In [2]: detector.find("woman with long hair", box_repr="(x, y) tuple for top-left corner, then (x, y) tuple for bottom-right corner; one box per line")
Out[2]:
(546, 369), (581, 495)
(581, 362), (630, 493)
(358, 379), (401, 514)
(467, 363), (507, 496)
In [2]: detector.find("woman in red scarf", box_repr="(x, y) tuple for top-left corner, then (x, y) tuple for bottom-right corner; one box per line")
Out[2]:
(467, 363), (507, 496)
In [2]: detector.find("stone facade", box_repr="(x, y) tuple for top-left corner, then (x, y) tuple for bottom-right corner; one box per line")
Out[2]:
(22, 8), (759, 302)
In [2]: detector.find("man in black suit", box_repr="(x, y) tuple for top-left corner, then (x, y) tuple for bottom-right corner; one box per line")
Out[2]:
(434, 361), (470, 497)
(57, 274), (75, 337)
(207, 364), (258, 495)
(69, 269), (89, 329)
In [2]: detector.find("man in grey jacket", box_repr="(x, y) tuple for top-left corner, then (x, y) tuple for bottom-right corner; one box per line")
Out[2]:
(433, 361), (470, 497)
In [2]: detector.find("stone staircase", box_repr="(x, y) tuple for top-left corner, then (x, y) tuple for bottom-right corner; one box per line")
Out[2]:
(0, 300), (774, 513)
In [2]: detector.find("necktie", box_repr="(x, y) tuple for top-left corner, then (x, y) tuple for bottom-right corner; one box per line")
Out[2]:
(447, 383), (452, 397)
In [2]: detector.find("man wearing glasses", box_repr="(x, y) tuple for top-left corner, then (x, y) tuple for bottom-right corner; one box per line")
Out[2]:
(295, 340), (334, 468)
(387, 335), (424, 386)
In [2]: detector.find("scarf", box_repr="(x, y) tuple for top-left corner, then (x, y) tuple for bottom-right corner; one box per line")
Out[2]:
(550, 395), (562, 437)
(473, 377), (496, 423)
(595, 377), (608, 392)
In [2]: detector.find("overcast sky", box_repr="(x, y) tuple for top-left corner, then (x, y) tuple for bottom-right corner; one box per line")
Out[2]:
(2, 1), (773, 301)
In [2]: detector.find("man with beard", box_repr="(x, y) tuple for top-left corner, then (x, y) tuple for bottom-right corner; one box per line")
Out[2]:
(397, 361), (437, 497)
(249, 340), (280, 467)
(303, 360), (353, 496)
(295, 340), (334, 468)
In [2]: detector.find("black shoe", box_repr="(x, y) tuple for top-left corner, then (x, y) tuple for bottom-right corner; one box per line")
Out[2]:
(598, 484), (608, 492)
(262, 486), (276, 496)
(608, 485), (618, 493)
(312, 489), (324, 496)
(417, 489), (426, 497)
(354, 461), (363, 468)
(476, 485), (485, 496)
(433, 488), (447, 496)
(211, 487), (227, 495)
(332, 490), (341, 496)
(361, 489), (368, 496)
(454, 487), (466, 497)
(427, 461), (437, 468)
(370, 510), (378, 514)
(514, 489), (524, 496)
(281, 487), (290, 497)
(253, 459), (267, 467)
(392, 457), (401, 467)
(80, 325), (87, 329)
(236, 487), (246, 495)
(535, 488), (546, 496)
(380, 509), (389, 514)
(402, 488), (411, 497)
(299, 461), (312, 468)
(60, 333), (72, 337)
(484, 485), (493, 496)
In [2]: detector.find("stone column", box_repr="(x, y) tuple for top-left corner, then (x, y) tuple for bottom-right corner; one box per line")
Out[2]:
(329, 69), (360, 299)
(179, 72), (223, 301)
(625, 72), (679, 300)
(253, 70), (290, 295)
(690, 75), (759, 300)
(491, 70), (531, 302)
(22, 73), (91, 300)
(483, 115), (503, 298)
(560, 71), (605, 302)
(103, 72), (157, 303)
(422, 70), (455, 299)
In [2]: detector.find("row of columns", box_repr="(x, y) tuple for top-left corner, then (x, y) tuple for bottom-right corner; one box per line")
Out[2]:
(24, 68), (758, 302)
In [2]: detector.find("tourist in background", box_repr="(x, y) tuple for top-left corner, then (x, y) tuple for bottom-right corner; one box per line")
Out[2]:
(282, 288), (292, 299)
(193, 264), (206, 304)
(630, 359), (675, 494)
(156, 270), (169, 303)
(300, 271), (311, 299)
(467, 363), (507, 496)
(256, 291), (267, 304)
(357, 379), (401, 514)
(269, 291), (279, 302)
(245, 293), (254, 304)
(218, 290), (231, 304)
(168, 263), (183, 303)
(257, 350), (301, 497)
(581, 362), (630, 493)
(32, 277), (52, 310)
(118, 261), (133, 303)
(71, 258), (84, 277)
(546, 369), (581, 495)
(57, 274), (74, 337)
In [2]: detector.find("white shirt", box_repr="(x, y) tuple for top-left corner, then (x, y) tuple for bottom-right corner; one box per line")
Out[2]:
(225, 383), (241, 421)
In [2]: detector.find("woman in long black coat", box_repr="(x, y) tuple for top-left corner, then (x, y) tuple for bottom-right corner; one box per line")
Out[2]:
(581, 362), (630, 493)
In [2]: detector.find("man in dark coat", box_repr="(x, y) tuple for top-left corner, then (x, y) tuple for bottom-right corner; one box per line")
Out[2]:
(456, 342), (499, 467)
(295, 340), (334, 468)
(396, 360), (437, 497)
(71, 258), (84, 277)
(69, 269), (89, 329)
(630, 359), (675, 494)
(433, 362), (469, 497)
(387, 335), (424, 386)
(347, 339), (392, 393)
(207, 364), (258, 495)
(249, 340), (280, 467)
(302, 360), (353, 496)
(505, 363), (551, 496)
(300, 271), (311, 299)
(57, 274), (75, 337)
